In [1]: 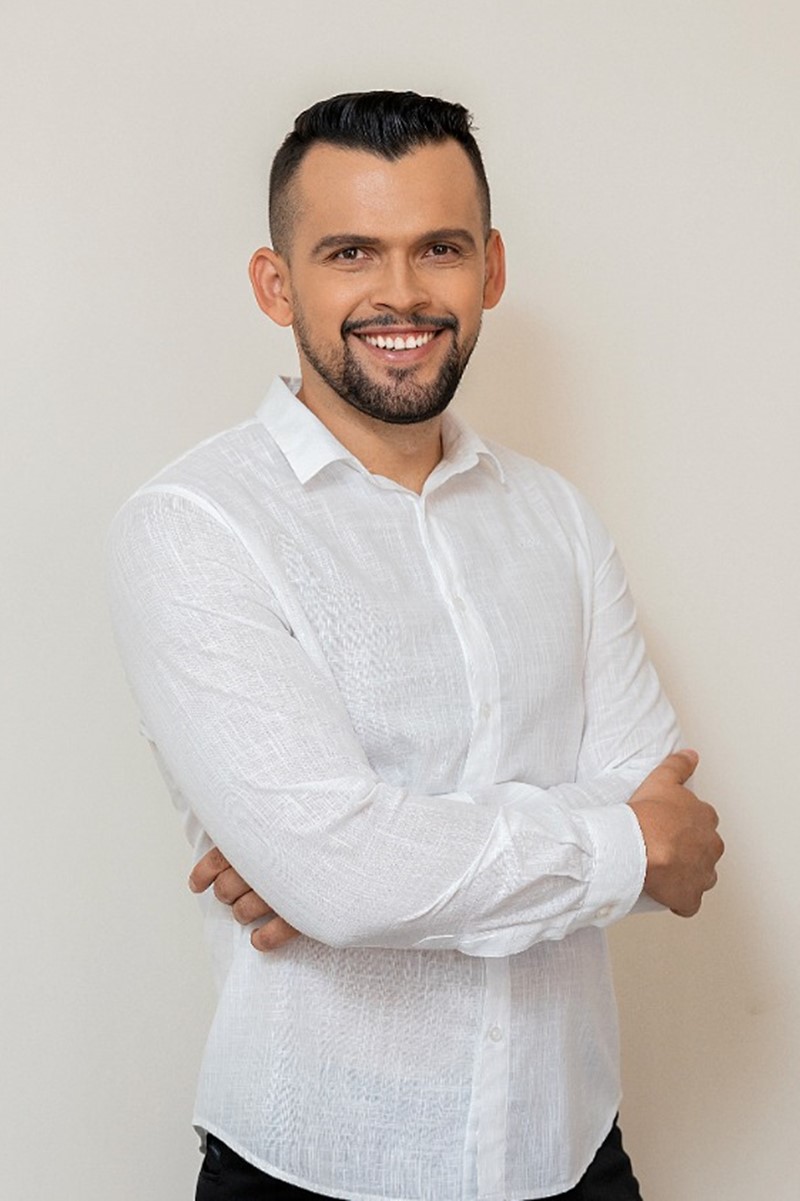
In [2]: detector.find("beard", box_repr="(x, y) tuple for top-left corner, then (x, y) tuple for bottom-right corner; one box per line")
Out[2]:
(292, 309), (480, 426)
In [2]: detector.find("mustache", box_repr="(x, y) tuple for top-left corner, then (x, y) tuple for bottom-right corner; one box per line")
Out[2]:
(341, 313), (458, 336)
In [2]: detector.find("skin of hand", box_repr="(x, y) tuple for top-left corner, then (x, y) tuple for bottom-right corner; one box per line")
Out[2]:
(188, 749), (723, 950)
(628, 749), (724, 916)
(188, 848), (301, 951)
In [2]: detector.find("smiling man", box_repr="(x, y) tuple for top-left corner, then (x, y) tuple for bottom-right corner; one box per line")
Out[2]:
(260, 138), (498, 415)
(248, 130), (504, 489)
(108, 92), (722, 1201)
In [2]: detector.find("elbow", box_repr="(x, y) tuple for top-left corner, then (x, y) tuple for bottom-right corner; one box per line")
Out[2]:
(297, 907), (398, 950)
(292, 893), (459, 952)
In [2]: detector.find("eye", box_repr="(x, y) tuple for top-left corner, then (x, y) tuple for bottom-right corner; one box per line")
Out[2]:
(332, 246), (368, 262)
(423, 242), (463, 263)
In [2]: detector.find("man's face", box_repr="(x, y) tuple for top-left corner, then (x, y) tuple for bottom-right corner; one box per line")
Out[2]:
(272, 140), (504, 425)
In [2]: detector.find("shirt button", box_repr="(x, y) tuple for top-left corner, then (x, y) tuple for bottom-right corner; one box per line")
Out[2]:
(488, 1025), (503, 1042)
(452, 595), (466, 613)
(596, 905), (612, 920)
(480, 702), (492, 720)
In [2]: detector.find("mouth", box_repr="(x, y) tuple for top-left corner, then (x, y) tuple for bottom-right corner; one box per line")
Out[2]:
(349, 326), (447, 363)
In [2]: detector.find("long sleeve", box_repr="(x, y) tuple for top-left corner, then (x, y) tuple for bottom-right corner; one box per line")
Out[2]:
(107, 482), (674, 957)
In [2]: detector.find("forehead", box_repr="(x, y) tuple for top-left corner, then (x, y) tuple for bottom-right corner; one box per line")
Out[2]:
(291, 140), (484, 244)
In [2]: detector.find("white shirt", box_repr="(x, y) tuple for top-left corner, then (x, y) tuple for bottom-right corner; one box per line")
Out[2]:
(107, 376), (677, 1201)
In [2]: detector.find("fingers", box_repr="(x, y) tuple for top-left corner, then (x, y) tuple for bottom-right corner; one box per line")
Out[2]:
(188, 848), (281, 932)
(189, 851), (262, 913)
(232, 890), (274, 925)
(188, 846), (231, 894)
(187, 847), (296, 944)
(211, 865), (253, 906)
(670, 868), (716, 918)
(251, 916), (302, 953)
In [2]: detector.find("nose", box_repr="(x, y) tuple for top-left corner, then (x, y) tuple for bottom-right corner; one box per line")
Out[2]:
(369, 253), (430, 315)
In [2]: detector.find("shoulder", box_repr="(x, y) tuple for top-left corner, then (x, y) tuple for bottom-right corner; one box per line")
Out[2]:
(108, 409), (297, 549)
(134, 415), (285, 505)
(484, 438), (613, 555)
(106, 422), (268, 595)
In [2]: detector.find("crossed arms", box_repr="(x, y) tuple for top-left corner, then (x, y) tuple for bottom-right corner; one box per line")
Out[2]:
(109, 487), (722, 956)
(191, 748), (721, 951)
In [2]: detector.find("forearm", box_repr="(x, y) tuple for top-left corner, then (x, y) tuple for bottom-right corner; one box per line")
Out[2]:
(138, 692), (649, 954)
(108, 491), (665, 955)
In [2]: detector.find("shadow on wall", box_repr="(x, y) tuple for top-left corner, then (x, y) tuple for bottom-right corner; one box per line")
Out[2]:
(611, 880), (781, 1196)
(453, 301), (584, 468)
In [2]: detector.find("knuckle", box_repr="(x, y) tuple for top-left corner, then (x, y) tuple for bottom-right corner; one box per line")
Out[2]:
(207, 847), (229, 872)
(233, 893), (269, 924)
(213, 870), (237, 903)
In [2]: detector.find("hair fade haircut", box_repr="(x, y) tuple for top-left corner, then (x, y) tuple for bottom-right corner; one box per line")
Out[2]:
(268, 91), (491, 257)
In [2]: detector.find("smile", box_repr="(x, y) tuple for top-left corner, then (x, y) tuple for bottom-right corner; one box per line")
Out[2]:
(357, 331), (440, 352)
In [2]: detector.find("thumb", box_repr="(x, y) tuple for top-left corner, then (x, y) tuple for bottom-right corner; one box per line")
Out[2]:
(654, 748), (700, 786)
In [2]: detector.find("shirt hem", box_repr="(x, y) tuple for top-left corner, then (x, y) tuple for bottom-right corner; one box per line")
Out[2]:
(193, 1097), (622, 1201)
(193, 1118), (418, 1201)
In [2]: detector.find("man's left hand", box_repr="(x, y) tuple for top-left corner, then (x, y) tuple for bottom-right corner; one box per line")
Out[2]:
(189, 848), (302, 951)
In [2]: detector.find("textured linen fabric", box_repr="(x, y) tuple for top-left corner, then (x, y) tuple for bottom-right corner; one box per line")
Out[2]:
(195, 1121), (641, 1200)
(107, 376), (678, 1201)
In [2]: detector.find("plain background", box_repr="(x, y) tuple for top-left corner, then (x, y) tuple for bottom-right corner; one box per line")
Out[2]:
(3, 2), (798, 1197)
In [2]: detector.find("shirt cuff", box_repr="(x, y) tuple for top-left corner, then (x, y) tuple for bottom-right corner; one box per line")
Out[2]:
(572, 802), (648, 929)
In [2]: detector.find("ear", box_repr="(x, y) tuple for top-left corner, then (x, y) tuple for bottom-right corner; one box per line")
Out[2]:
(482, 229), (506, 310)
(249, 247), (294, 327)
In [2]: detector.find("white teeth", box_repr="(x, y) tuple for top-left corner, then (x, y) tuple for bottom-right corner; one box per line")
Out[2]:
(362, 331), (436, 350)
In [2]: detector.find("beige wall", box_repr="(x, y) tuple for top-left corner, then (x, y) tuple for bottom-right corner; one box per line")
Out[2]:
(3, 2), (797, 1197)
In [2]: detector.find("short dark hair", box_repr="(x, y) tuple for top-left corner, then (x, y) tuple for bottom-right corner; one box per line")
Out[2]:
(268, 90), (491, 256)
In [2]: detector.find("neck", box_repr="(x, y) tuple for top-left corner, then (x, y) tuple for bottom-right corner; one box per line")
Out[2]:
(297, 377), (444, 494)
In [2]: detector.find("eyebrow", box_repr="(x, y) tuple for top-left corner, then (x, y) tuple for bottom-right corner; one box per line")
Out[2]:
(310, 227), (479, 258)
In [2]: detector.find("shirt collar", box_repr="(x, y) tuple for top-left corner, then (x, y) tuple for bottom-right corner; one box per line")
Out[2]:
(255, 377), (359, 484)
(435, 410), (506, 490)
(255, 376), (505, 489)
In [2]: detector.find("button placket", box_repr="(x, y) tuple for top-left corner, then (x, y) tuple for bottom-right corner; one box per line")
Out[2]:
(472, 958), (511, 1199)
(414, 500), (503, 793)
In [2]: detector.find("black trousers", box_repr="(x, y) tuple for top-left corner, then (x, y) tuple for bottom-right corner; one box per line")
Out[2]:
(195, 1119), (642, 1200)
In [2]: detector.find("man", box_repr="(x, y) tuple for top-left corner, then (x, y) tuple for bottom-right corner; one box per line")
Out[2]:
(108, 92), (723, 1200)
